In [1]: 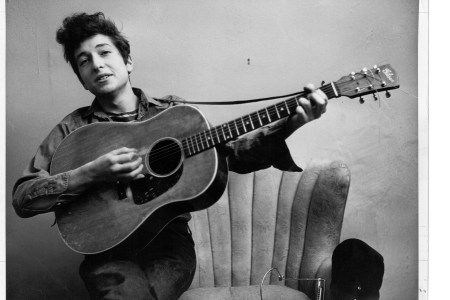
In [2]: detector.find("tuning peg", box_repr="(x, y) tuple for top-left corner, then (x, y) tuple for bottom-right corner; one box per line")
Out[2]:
(373, 65), (381, 73)
(361, 68), (368, 75)
(350, 72), (356, 80)
(385, 91), (391, 98)
(373, 94), (378, 101)
(359, 97), (365, 104)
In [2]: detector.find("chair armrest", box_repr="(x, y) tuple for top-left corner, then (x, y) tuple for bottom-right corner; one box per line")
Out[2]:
(297, 161), (351, 298)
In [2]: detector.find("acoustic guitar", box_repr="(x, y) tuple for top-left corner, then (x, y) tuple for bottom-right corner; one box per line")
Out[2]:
(50, 64), (399, 254)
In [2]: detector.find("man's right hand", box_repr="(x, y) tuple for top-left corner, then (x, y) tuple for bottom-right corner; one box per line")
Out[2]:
(84, 147), (144, 183)
(67, 147), (144, 194)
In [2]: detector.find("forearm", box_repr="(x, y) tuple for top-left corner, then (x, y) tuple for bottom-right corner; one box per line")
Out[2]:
(65, 163), (96, 194)
(12, 171), (76, 217)
(224, 119), (301, 174)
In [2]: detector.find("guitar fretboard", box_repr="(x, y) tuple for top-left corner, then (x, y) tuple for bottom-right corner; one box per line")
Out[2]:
(181, 82), (339, 157)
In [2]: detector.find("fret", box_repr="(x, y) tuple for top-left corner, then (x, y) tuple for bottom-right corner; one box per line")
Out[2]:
(223, 123), (233, 140)
(182, 139), (191, 156)
(256, 111), (263, 126)
(276, 102), (289, 118)
(198, 133), (206, 150)
(220, 125), (226, 141)
(229, 121), (238, 137)
(194, 135), (200, 153)
(259, 109), (271, 125)
(274, 104), (281, 119)
(198, 134), (204, 151)
(207, 130), (215, 147)
(284, 101), (290, 114)
(249, 114), (255, 130)
(287, 98), (297, 112)
(184, 139), (190, 156)
(188, 137), (195, 155)
(234, 120), (240, 136)
(214, 127), (221, 143)
(265, 108), (272, 122)
(203, 131), (210, 148)
(242, 116), (252, 132)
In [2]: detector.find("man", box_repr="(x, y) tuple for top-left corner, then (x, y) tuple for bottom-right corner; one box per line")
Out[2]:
(12, 12), (328, 299)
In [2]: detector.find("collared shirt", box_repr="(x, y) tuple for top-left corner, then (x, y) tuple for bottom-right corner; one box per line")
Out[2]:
(12, 88), (300, 218)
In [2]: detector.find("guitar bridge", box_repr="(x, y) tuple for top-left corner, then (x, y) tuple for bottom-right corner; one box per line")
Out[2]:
(129, 167), (183, 204)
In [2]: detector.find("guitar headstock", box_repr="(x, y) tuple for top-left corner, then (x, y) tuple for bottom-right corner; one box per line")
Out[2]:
(335, 64), (400, 99)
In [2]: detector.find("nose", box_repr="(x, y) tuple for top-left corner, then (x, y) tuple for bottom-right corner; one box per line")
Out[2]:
(91, 54), (105, 70)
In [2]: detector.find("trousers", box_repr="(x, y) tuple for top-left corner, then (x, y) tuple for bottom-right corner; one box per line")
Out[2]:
(79, 219), (196, 300)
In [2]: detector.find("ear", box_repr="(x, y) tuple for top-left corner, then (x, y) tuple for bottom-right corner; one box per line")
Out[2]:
(126, 56), (133, 74)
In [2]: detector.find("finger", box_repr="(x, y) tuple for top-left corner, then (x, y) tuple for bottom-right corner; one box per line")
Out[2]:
(110, 147), (137, 155)
(116, 157), (143, 173)
(297, 97), (313, 118)
(315, 88), (328, 101)
(118, 163), (144, 180)
(303, 83), (315, 94)
(113, 151), (141, 164)
(309, 92), (327, 117)
(292, 105), (309, 124)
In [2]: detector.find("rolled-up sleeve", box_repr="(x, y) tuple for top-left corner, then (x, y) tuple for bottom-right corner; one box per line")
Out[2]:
(12, 122), (78, 218)
(223, 119), (302, 174)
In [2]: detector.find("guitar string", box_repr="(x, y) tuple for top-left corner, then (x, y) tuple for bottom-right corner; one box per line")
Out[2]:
(142, 84), (335, 161)
(144, 86), (382, 166)
(142, 74), (388, 164)
(143, 80), (381, 164)
(144, 91), (314, 163)
(143, 90), (307, 160)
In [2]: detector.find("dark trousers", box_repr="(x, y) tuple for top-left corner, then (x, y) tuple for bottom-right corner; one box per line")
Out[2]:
(79, 220), (196, 300)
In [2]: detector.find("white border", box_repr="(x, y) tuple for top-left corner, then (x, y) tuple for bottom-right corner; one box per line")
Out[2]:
(429, 1), (449, 300)
(1, 0), (6, 299)
(418, 1), (428, 299)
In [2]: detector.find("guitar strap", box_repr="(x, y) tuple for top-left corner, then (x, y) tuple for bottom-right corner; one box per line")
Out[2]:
(154, 90), (306, 105)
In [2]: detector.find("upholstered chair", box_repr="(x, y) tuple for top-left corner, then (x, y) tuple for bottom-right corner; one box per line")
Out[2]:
(179, 160), (351, 300)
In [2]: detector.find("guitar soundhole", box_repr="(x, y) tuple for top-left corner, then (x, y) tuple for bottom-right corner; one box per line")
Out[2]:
(146, 138), (184, 177)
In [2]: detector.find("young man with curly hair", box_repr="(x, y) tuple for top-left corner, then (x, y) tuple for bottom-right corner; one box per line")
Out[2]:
(12, 12), (328, 299)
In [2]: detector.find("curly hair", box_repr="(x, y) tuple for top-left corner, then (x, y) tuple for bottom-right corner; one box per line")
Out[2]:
(56, 12), (131, 82)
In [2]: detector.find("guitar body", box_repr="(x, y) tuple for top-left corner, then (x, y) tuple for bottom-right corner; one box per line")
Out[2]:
(50, 105), (228, 254)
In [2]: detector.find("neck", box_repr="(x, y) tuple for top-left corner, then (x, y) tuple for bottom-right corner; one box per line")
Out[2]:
(96, 84), (139, 114)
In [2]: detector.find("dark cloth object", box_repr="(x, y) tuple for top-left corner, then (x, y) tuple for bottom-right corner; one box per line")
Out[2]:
(331, 238), (384, 299)
(79, 219), (196, 300)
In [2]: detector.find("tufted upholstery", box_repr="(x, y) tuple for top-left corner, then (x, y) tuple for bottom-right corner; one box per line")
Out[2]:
(180, 160), (350, 300)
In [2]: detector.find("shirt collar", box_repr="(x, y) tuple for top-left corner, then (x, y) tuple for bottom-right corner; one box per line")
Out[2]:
(81, 87), (165, 119)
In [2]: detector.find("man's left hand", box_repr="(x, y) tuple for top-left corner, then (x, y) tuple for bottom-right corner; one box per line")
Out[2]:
(284, 83), (328, 137)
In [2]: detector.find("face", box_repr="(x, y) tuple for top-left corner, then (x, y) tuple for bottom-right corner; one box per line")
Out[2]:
(74, 34), (133, 97)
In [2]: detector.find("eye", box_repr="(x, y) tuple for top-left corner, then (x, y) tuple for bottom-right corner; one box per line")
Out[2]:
(78, 57), (89, 67)
(101, 50), (111, 56)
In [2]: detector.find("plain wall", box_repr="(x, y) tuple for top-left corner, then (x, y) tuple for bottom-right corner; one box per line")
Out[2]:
(6, 0), (419, 299)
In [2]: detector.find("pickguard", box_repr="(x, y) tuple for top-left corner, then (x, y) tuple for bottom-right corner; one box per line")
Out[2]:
(129, 167), (183, 204)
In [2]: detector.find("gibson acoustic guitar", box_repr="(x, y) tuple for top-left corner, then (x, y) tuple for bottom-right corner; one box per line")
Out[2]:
(50, 64), (399, 254)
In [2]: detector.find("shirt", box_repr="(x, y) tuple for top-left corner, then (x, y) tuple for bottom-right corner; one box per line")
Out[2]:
(12, 88), (301, 218)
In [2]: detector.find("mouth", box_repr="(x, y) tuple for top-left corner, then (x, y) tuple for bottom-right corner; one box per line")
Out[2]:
(95, 74), (112, 82)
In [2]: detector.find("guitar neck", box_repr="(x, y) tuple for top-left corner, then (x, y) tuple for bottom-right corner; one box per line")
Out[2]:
(181, 82), (340, 157)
